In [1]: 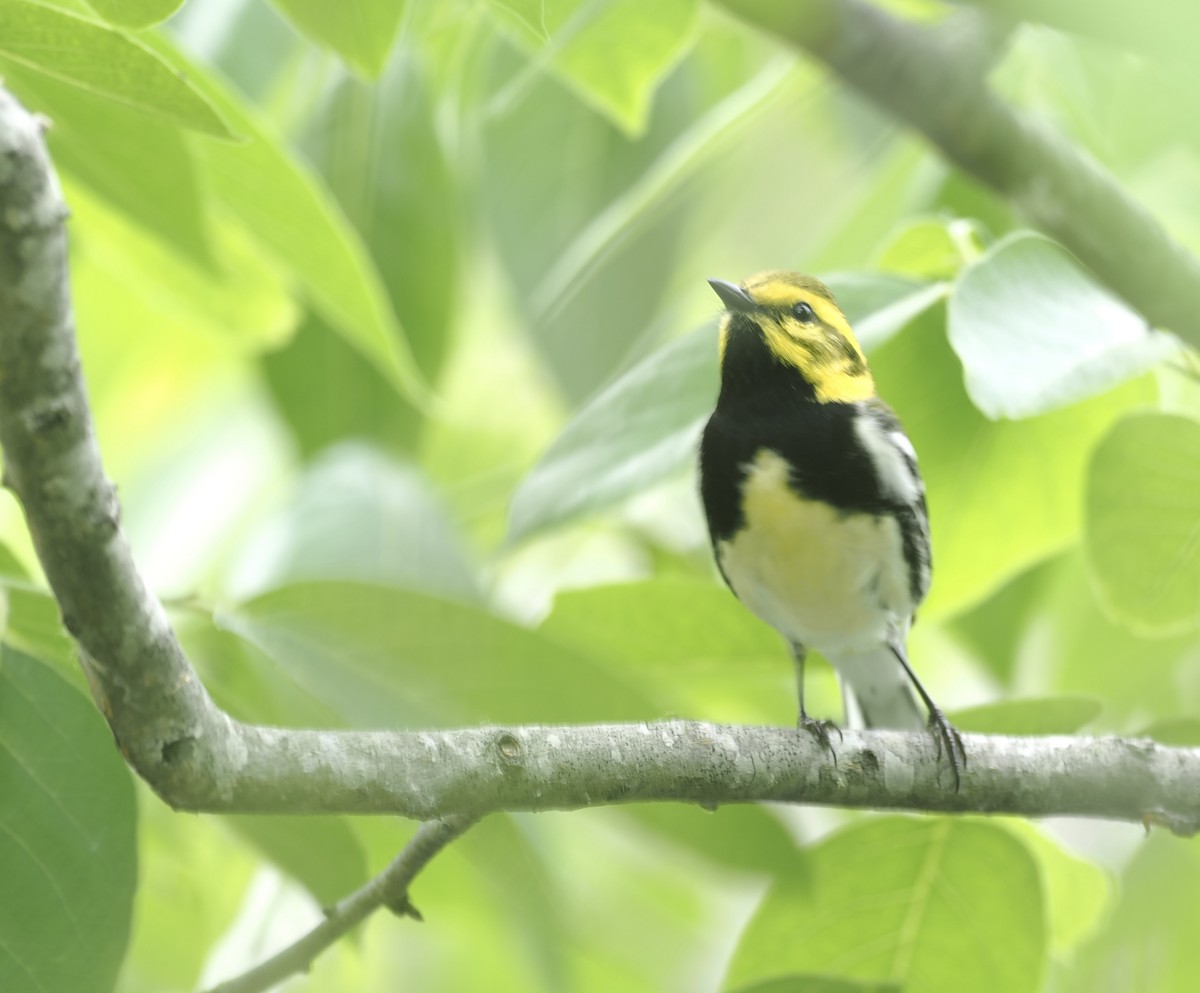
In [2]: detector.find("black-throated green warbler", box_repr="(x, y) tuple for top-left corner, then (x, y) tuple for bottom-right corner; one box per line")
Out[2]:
(699, 271), (965, 787)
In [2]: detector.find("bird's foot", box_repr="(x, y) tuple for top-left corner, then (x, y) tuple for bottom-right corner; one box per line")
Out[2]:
(798, 714), (842, 764)
(927, 707), (967, 791)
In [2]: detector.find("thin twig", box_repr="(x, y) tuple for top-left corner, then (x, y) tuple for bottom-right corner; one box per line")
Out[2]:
(205, 814), (479, 993)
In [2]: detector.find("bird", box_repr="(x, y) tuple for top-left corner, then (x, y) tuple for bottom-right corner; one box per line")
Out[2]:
(698, 270), (965, 787)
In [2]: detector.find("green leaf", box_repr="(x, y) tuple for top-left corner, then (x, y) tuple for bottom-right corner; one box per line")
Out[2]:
(226, 815), (368, 906)
(0, 647), (136, 993)
(176, 611), (346, 729)
(266, 53), (461, 451)
(268, 0), (405, 78)
(481, 37), (694, 402)
(200, 130), (424, 399)
(731, 979), (898, 993)
(949, 696), (1101, 735)
(932, 171), (1015, 243)
(507, 274), (943, 542)
(488, 0), (700, 136)
(458, 814), (571, 990)
(5, 62), (213, 265)
(540, 578), (811, 724)
(132, 34), (427, 401)
(228, 443), (479, 603)
(1085, 413), (1200, 635)
(0, 0), (232, 136)
(84, 0), (182, 27)
(948, 232), (1177, 419)
(871, 305), (1156, 619)
(1064, 833), (1200, 993)
(508, 324), (716, 543)
(261, 313), (419, 456)
(121, 800), (255, 993)
(1139, 717), (1200, 745)
(1036, 550), (1200, 725)
(0, 583), (77, 679)
(65, 174), (296, 351)
(725, 818), (1045, 993)
(622, 803), (803, 876)
(1005, 822), (1110, 955)
(216, 582), (657, 726)
(874, 216), (982, 281)
(307, 55), (458, 376)
(0, 542), (77, 683)
(949, 557), (1057, 684)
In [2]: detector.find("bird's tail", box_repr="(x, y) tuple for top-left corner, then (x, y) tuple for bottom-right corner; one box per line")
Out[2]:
(827, 644), (923, 730)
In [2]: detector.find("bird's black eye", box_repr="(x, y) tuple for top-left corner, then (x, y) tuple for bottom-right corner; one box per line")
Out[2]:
(792, 301), (816, 322)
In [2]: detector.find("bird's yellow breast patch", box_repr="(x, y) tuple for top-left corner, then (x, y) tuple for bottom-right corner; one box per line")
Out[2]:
(717, 449), (910, 652)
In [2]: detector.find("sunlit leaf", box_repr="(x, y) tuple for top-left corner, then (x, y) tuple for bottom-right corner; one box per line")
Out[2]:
(216, 582), (656, 727)
(121, 800), (255, 993)
(1006, 822), (1111, 956)
(948, 233), (1177, 419)
(540, 578), (807, 724)
(195, 107), (425, 401)
(1036, 551), (1200, 726)
(622, 803), (803, 877)
(133, 34), (426, 401)
(176, 611), (347, 729)
(725, 818), (1045, 993)
(0, 542), (77, 683)
(0, 647), (136, 993)
(0, 0), (232, 136)
(872, 306), (1156, 619)
(730, 979), (898, 993)
(458, 814), (571, 990)
(65, 175), (297, 351)
(481, 38), (694, 401)
(226, 815), (369, 906)
(266, 53), (461, 451)
(949, 557), (1057, 684)
(488, 0), (700, 135)
(84, 0), (182, 27)
(5, 63), (213, 264)
(1085, 412), (1200, 635)
(1139, 717), (1200, 745)
(269, 0), (406, 78)
(949, 696), (1101, 735)
(227, 443), (479, 603)
(508, 324), (716, 543)
(1064, 833), (1200, 993)
(874, 216), (982, 281)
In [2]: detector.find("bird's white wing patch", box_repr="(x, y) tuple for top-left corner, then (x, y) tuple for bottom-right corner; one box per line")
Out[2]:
(853, 415), (922, 504)
(889, 429), (917, 464)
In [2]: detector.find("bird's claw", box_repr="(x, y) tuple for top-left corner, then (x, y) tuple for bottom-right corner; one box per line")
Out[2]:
(927, 707), (967, 791)
(799, 714), (842, 764)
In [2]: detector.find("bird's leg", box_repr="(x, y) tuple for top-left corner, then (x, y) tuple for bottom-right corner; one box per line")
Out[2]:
(889, 644), (967, 791)
(792, 643), (841, 760)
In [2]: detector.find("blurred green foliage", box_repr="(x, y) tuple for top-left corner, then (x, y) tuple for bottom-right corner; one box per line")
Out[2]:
(0, 1), (1198, 991)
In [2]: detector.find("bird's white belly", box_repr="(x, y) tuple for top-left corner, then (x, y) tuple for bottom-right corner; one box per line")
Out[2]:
(717, 449), (911, 653)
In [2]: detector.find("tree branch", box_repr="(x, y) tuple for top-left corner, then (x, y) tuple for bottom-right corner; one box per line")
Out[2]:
(716, 0), (1200, 346)
(204, 814), (478, 993)
(1, 75), (1199, 835)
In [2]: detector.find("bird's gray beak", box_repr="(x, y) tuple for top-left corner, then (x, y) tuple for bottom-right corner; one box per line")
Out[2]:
(708, 278), (756, 313)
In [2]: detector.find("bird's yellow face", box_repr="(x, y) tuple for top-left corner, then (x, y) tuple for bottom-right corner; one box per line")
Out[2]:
(713, 270), (875, 404)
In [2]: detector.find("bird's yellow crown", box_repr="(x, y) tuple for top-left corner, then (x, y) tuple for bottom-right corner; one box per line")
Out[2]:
(715, 270), (875, 404)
